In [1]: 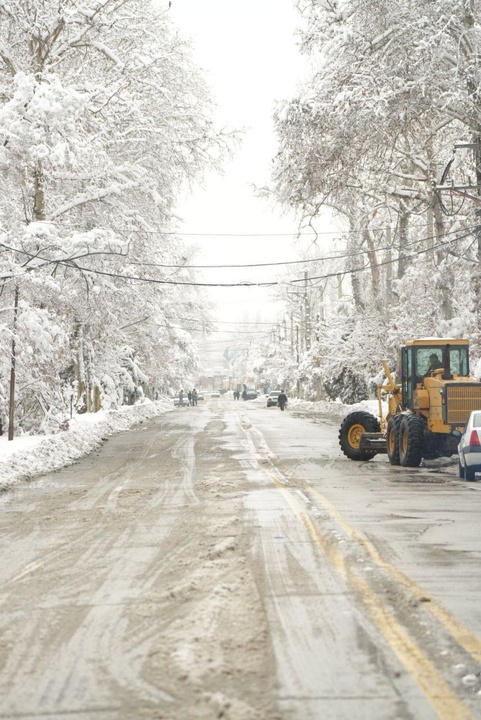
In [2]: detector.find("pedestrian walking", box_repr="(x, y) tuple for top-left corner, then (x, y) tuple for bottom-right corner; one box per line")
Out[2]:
(179, 389), (185, 407)
(192, 388), (198, 406)
(187, 390), (192, 405)
(278, 390), (288, 411)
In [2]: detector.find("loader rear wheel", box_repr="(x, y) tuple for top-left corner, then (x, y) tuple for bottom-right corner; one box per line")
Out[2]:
(387, 415), (402, 465)
(339, 411), (380, 461)
(399, 414), (425, 467)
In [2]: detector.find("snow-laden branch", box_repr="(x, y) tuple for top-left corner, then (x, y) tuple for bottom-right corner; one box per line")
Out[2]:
(49, 180), (141, 220)
(83, 40), (125, 70)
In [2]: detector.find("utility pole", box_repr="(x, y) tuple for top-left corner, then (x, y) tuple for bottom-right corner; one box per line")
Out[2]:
(8, 286), (19, 441)
(304, 271), (311, 350)
(385, 226), (392, 297)
(319, 284), (325, 322)
(296, 324), (301, 398)
(337, 274), (343, 301)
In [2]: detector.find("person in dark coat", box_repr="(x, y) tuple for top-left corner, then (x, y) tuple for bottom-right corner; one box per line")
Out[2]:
(278, 390), (288, 411)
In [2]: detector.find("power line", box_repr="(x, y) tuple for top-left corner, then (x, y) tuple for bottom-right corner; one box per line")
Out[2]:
(1, 224), (473, 272)
(53, 230), (479, 286)
(111, 225), (478, 269)
(0, 227), (476, 288)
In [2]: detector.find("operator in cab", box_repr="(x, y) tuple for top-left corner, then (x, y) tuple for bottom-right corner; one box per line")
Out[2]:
(424, 352), (443, 377)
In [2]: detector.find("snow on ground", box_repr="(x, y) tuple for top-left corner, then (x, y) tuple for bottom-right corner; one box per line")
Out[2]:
(0, 398), (173, 492)
(287, 396), (380, 420)
(0, 394), (363, 492)
(1, 393), (454, 492)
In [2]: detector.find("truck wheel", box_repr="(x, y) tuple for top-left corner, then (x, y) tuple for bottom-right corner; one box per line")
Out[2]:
(399, 414), (425, 467)
(387, 415), (402, 465)
(339, 411), (380, 461)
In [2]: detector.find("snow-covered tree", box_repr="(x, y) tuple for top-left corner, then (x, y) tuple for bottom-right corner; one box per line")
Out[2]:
(268, 0), (481, 393)
(0, 0), (231, 433)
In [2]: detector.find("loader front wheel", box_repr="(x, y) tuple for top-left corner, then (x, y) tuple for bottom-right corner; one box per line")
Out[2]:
(339, 411), (380, 461)
(399, 414), (425, 467)
(387, 415), (402, 465)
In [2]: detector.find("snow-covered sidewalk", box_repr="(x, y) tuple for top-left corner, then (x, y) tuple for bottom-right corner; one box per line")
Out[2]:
(0, 399), (173, 492)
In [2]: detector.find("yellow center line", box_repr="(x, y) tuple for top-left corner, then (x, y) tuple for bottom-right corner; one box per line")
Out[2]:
(307, 485), (481, 663)
(266, 470), (476, 720)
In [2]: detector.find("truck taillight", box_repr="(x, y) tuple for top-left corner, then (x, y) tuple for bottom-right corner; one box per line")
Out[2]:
(469, 430), (481, 447)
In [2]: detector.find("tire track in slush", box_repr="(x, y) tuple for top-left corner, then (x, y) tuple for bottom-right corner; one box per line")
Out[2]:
(170, 434), (200, 505)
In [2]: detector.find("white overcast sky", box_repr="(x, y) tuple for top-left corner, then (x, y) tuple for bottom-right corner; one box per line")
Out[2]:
(168, 0), (335, 329)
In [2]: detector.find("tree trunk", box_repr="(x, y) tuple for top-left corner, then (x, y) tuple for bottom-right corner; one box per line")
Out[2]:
(363, 226), (381, 307)
(473, 127), (481, 354)
(33, 161), (45, 221)
(434, 196), (445, 266)
(463, 1), (481, 352)
(385, 226), (392, 298)
(348, 218), (365, 311)
(397, 209), (410, 279)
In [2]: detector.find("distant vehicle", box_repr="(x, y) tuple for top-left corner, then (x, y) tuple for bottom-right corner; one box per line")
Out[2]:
(211, 391), (220, 398)
(267, 391), (282, 407)
(197, 392), (204, 401)
(457, 410), (481, 480)
(243, 388), (258, 400)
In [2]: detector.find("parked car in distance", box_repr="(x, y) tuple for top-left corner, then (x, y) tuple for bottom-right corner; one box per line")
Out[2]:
(267, 391), (282, 407)
(196, 391), (204, 401)
(211, 391), (220, 398)
(243, 388), (259, 400)
(458, 410), (481, 480)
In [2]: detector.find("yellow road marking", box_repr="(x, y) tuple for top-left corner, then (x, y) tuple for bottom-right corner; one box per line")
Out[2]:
(263, 466), (476, 720)
(307, 485), (481, 663)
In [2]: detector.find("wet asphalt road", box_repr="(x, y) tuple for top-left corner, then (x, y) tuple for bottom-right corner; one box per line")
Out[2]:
(0, 395), (481, 720)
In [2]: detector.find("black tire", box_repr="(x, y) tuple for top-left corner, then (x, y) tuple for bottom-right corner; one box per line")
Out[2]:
(465, 466), (476, 481)
(339, 411), (380, 461)
(458, 458), (465, 479)
(387, 415), (402, 465)
(399, 414), (425, 467)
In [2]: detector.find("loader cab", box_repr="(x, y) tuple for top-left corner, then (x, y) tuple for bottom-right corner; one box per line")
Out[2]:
(398, 341), (470, 410)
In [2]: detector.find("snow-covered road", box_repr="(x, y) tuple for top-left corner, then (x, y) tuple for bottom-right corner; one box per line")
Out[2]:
(1, 395), (480, 720)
